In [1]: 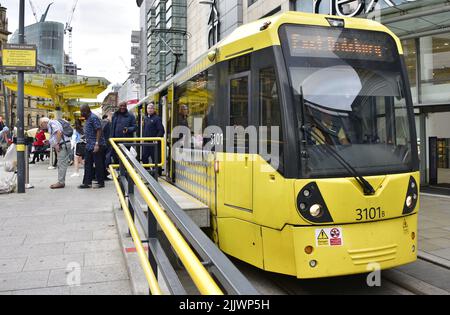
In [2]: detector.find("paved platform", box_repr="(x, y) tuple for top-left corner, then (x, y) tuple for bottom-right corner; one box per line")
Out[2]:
(419, 194), (450, 266)
(0, 159), (132, 295)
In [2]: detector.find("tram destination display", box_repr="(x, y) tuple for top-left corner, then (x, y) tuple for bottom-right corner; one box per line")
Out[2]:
(285, 25), (396, 62)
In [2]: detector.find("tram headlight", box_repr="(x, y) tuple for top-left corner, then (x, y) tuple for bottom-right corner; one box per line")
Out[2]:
(406, 196), (414, 208)
(297, 183), (334, 223)
(403, 177), (419, 215)
(310, 204), (323, 218)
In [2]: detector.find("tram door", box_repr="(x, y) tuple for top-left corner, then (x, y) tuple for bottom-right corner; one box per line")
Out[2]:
(224, 72), (253, 212)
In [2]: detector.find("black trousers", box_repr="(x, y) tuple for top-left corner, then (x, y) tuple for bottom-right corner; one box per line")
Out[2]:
(32, 146), (45, 162)
(142, 143), (161, 165)
(83, 146), (105, 186)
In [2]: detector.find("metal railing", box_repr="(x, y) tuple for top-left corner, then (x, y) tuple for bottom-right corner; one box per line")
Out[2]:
(109, 138), (258, 295)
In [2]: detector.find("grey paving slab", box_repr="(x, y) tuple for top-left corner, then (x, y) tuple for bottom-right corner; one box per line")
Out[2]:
(48, 265), (129, 287)
(421, 228), (450, 240)
(0, 210), (22, 219)
(64, 239), (121, 255)
(93, 228), (119, 240)
(0, 243), (65, 259)
(419, 239), (446, 252)
(23, 253), (84, 272)
(70, 280), (132, 295)
(63, 213), (115, 224)
(12, 286), (71, 295)
(0, 162), (131, 295)
(0, 235), (26, 247)
(0, 270), (50, 292)
(419, 195), (450, 264)
(84, 251), (126, 267)
(23, 230), (93, 245)
(0, 258), (27, 273)
(2, 215), (66, 228)
(430, 248), (450, 261)
(0, 221), (117, 236)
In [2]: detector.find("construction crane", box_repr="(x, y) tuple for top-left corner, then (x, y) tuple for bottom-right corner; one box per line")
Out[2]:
(28, 0), (39, 23)
(64, 0), (79, 62)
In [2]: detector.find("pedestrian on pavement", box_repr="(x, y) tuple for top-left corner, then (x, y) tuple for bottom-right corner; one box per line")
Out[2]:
(102, 113), (112, 179)
(0, 115), (5, 130)
(0, 126), (9, 157)
(39, 117), (71, 189)
(143, 103), (165, 165)
(111, 102), (137, 163)
(71, 119), (85, 177)
(30, 128), (46, 164)
(79, 105), (107, 189)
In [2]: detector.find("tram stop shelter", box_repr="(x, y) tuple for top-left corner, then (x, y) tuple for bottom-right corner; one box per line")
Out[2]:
(1, 74), (110, 119)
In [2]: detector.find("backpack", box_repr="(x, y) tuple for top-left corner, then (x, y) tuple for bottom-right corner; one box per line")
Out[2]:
(57, 119), (74, 138)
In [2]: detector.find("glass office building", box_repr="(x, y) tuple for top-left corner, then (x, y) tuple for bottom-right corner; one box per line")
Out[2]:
(10, 21), (65, 74)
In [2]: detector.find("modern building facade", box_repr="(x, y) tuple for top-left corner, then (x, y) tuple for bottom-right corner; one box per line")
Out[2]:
(10, 21), (65, 74)
(139, 0), (188, 92)
(1, 4), (77, 129)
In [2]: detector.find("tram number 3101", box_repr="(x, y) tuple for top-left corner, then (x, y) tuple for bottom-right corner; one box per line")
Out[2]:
(356, 207), (385, 221)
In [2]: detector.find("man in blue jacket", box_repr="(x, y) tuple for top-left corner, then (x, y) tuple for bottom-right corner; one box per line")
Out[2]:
(143, 103), (165, 165)
(111, 102), (137, 162)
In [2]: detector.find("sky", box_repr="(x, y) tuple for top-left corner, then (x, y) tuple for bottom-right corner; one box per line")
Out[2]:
(2, 0), (140, 101)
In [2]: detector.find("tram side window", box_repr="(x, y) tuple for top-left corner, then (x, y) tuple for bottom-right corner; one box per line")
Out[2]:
(260, 67), (284, 171)
(174, 70), (215, 148)
(230, 76), (249, 128)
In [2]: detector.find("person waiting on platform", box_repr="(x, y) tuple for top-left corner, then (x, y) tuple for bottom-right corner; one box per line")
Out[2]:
(111, 102), (137, 163)
(78, 105), (107, 189)
(143, 103), (165, 165)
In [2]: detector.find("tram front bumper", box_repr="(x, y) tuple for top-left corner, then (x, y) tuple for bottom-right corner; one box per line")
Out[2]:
(292, 214), (418, 279)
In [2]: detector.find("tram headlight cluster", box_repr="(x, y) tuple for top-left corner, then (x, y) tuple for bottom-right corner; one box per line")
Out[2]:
(297, 183), (334, 223)
(309, 204), (323, 218)
(403, 177), (419, 215)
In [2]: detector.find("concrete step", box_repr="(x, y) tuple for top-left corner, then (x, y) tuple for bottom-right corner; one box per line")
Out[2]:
(134, 179), (210, 229)
(158, 180), (210, 228)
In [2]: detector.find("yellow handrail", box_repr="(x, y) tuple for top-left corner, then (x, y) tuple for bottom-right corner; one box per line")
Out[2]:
(110, 166), (162, 295)
(110, 139), (223, 295)
(109, 137), (166, 168)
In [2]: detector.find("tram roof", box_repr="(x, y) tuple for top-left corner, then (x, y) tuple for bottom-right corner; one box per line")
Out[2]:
(149, 11), (402, 96)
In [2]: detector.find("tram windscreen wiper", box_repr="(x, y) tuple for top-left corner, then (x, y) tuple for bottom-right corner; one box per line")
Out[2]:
(299, 87), (376, 196)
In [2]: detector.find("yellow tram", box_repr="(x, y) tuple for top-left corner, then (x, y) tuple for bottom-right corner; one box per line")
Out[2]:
(147, 12), (420, 279)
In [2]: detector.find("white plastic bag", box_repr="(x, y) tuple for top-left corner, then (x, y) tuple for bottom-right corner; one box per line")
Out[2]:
(3, 144), (17, 172)
(0, 173), (16, 194)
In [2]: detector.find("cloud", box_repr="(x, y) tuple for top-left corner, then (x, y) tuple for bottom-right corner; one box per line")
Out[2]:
(2, 0), (140, 101)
